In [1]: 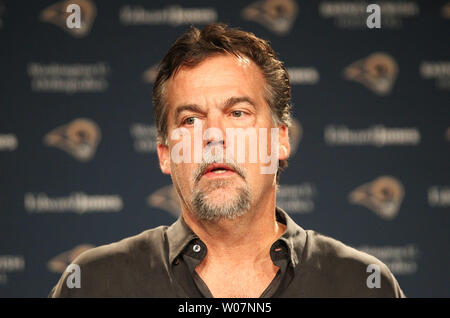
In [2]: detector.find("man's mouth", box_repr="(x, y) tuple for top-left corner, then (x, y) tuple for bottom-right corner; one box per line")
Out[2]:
(202, 163), (236, 178)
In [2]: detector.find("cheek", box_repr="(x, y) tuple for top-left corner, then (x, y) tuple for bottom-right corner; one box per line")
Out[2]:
(170, 162), (197, 187)
(245, 162), (276, 189)
(245, 163), (264, 183)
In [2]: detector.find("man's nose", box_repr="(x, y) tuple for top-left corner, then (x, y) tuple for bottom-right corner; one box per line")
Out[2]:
(206, 139), (224, 148)
(203, 112), (226, 148)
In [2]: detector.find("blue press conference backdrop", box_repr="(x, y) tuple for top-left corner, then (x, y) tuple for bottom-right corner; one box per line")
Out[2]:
(0, 0), (449, 297)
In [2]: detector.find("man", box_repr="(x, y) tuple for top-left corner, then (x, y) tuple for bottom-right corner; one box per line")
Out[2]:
(50, 24), (405, 298)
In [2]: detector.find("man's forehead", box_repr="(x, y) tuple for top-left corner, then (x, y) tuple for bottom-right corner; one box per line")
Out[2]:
(166, 54), (266, 110)
(169, 55), (263, 90)
(175, 53), (255, 76)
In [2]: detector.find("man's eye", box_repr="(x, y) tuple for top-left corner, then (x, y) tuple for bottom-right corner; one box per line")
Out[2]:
(182, 117), (197, 125)
(231, 110), (245, 118)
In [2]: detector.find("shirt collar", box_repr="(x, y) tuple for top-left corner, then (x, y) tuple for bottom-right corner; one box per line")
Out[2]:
(166, 206), (307, 268)
(166, 213), (198, 265)
(275, 206), (307, 268)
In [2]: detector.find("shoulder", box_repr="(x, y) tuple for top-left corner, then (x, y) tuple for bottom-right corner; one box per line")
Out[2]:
(304, 230), (381, 266)
(74, 225), (168, 266)
(299, 230), (405, 297)
(49, 226), (169, 297)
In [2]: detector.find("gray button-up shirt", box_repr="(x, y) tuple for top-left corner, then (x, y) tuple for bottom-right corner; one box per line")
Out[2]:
(49, 207), (405, 298)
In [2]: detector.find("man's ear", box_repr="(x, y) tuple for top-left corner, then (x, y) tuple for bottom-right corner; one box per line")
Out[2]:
(278, 125), (290, 160)
(157, 141), (171, 175)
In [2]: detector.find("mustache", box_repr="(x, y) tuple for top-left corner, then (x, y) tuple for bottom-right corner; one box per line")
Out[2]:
(193, 152), (247, 184)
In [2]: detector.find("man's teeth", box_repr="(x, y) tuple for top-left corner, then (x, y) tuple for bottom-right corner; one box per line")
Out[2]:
(212, 169), (227, 174)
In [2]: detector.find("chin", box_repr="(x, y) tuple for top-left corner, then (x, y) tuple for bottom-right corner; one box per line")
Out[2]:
(203, 187), (239, 201)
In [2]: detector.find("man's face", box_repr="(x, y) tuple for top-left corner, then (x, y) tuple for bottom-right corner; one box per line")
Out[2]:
(157, 54), (290, 221)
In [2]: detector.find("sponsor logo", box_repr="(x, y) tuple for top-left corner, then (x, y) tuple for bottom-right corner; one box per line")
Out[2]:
(44, 118), (101, 162)
(130, 123), (158, 153)
(25, 192), (123, 214)
(428, 186), (450, 207)
(419, 61), (450, 90)
(242, 0), (298, 35)
(349, 176), (404, 220)
(119, 5), (217, 26)
(442, 2), (450, 19)
(0, 255), (25, 285)
(277, 183), (317, 214)
(27, 62), (110, 93)
(0, 133), (18, 151)
(147, 185), (181, 218)
(324, 125), (420, 147)
(40, 0), (97, 38)
(356, 245), (419, 275)
(142, 64), (158, 84)
(287, 67), (320, 85)
(319, 1), (419, 29)
(47, 244), (94, 273)
(344, 53), (398, 95)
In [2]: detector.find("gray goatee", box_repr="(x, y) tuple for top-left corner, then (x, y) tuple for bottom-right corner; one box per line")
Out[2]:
(190, 151), (251, 221)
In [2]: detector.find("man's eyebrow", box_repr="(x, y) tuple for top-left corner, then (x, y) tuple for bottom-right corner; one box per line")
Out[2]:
(174, 104), (205, 121)
(174, 96), (256, 122)
(223, 96), (256, 109)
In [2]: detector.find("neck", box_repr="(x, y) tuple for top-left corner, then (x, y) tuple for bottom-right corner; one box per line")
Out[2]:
(182, 189), (285, 264)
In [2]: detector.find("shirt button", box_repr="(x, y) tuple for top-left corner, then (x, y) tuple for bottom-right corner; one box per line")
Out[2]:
(193, 244), (201, 253)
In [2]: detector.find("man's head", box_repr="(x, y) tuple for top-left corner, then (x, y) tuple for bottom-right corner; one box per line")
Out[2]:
(153, 23), (292, 221)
